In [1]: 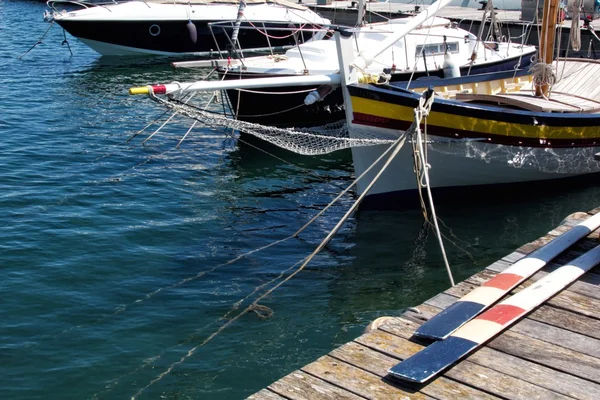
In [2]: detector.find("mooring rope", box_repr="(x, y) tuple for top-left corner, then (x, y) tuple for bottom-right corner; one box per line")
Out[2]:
(127, 101), (439, 399)
(411, 93), (455, 286)
(18, 21), (55, 59)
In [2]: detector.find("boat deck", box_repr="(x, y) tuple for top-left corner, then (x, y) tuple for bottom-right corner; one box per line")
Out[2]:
(249, 208), (600, 399)
(456, 91), (600, 112)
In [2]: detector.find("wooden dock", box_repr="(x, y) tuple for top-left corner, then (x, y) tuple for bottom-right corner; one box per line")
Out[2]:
(249, 207), (600, 399)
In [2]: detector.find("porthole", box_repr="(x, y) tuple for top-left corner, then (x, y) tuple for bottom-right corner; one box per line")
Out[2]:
(149, 24), (161, 37)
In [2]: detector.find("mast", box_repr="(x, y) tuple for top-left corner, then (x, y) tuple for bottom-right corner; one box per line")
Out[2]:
(535, 0), (560, 97)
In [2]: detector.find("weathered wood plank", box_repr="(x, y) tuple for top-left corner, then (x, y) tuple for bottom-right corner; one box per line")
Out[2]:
(486, 259), (512, 273)
(355, 329), (568, 400)
(506, 318), (600, 359)
(546, 288), (600, 320)
(501, 251), (527, 264)
(380, 317), (600, 400)
(301, 355), (430, 400)
(248, 389), (288, 400)
(354, 331), (502, 400)
(489, 331), (600, 384)
(268, 370), (364, 400)
(528, 305), (600, 340)
(588, 207), (600, 215)
(329, 337), (496, 399)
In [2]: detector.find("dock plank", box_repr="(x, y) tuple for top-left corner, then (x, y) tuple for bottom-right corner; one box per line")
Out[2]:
(248, 389), (288, 400)
(509, 318), (600, 359)
(302, 355), (430, 400)
(357, 329), (568, 400)
(354, 331), (502, 400)
(251, 209), (600, 400)
(379, 317), (600, 400)
(489, 331), (600, 384)
(407, 298), (600, 384)
(269, 370), (363, 400)
(546, 288), (600, 320)
(528, 306), (600, 340)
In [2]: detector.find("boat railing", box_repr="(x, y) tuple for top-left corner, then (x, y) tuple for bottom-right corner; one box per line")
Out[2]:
(206, 19), (334, 61)
(46, 0), (120, 13)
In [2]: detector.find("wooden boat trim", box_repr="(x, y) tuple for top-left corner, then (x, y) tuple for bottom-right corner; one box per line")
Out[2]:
(454, 92), (600, 113)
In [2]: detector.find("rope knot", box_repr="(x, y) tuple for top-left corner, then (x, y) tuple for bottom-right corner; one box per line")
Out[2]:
(249, 304), (273, 320)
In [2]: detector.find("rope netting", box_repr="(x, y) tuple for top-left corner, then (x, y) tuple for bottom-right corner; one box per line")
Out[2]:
(149, 91), (394, 155)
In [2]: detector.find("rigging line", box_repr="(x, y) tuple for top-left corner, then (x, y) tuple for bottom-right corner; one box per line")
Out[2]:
(125, 109), (171, 144)
(176, 85), (223, 148)
(246, 20), (309, 39)
(142, 92), (198, 145)
(18, 21), (55, 59)
(37, 206), (292, 346)
(129, 257), (307, 400)
(95, 257), (304, 399)
(131, 127), (413, 399)
(61, 111), (413, 350)
(47, 116), (373, 336)
(405, 14), (439, 88)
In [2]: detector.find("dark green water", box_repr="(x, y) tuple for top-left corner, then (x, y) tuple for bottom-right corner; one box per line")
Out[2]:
(2, 1), (599, 399)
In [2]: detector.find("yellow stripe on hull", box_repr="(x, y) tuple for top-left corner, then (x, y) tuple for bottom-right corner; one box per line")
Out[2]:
(351, 96), (600, 141)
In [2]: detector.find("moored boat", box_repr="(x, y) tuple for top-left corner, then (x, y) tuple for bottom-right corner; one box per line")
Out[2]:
(211, 6), (536, 127)
(45, 0), (331, 56)
(339, 0), (600, 207)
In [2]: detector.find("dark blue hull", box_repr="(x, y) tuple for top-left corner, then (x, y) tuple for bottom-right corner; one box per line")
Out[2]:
(221, 54), (535, 127)
(55, 19), (320, 55)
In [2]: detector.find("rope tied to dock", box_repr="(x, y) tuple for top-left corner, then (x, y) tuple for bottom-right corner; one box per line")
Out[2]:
(126, 89), (461, 399)
(409, 90), (455, 287)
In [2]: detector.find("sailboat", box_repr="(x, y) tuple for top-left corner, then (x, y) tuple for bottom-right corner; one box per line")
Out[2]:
(45, 0), (330, 56)
(181, 1), (536, 127)
(338, 0), (600, 206)
(128, 0), (600, 207)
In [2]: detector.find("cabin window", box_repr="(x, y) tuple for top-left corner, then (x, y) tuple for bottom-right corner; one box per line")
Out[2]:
(416, 42), (459, 56)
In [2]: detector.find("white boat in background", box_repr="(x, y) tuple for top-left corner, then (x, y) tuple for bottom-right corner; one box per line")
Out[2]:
(45, 0), (331, 56)
(191, 8), (536, 127)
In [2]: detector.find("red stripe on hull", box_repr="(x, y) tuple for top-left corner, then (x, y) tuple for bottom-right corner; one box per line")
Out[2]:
(481, 273), (524, 291)
(477, 304), (525, 325)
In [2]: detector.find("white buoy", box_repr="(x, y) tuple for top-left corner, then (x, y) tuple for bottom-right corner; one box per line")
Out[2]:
(187, 20), (197, 44)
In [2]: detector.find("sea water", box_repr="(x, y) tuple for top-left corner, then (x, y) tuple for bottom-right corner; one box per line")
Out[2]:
(1, 1), (599, 399)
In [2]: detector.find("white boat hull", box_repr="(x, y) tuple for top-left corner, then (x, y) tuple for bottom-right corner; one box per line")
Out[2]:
(351, 133), (600, 198)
